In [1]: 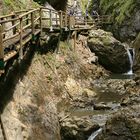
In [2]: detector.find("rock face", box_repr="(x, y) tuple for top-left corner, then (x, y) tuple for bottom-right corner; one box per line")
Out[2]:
(87, 29), (130, 73)
(60, 116), (99, 140)
(90, 0), (140, 41)
(97, 106), (140, 140)
(133, 33), (140, 72)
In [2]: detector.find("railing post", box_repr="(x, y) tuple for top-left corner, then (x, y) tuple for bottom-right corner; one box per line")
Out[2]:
(49, 9), (53, 32)
(19, 18), (23, 60)
(69, 16), (75, 29)
(59, 11), (63, 28)
(74, 31), (77, 51)
(31, 11), (36, 44)
(56, 13), (58, 26)
(12, 14), (16, 34)
(26, 14), (29, 25)
(31, 12), (35, 37)
(39, 8), (42, 35)
(0, 25), (4, 72)
(64, 13), (68, 31)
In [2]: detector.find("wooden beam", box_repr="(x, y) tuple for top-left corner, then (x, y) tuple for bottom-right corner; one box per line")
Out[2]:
(49, 9), (53, 31)
(74, 31), (77, 51)
(19, 18), (23, 60)
(0, 25), (4, 72)
(55, 13), (58, 25)
(59, 11), (63, 28)
(31, 12), (35, 36)
(39, 8), (42, 35)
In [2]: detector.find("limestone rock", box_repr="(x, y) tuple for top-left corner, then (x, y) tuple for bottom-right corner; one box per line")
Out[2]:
(97, 106), (140, 140)
(133, 33), (140, 72)
(60, 116), (99, 140)
(87, 29), (130, 73)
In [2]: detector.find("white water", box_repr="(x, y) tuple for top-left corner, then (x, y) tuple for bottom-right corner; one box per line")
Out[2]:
(126, 48), (134, 75)
(88, 128), (102, 140)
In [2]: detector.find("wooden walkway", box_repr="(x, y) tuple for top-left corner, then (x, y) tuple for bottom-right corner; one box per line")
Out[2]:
(0, 7), (111, 75)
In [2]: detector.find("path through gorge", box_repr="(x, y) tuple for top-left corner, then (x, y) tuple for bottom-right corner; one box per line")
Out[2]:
(0, 0), (140, 140)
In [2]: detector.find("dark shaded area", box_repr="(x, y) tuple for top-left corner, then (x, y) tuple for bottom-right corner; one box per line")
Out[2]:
(0, 42), (36, 114)
(0, 29), (72, 114)
(97, 109), (140, 140)
(34, 0), (68, 10)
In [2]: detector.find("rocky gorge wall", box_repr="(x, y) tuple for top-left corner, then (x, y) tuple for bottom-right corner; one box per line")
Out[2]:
(90, 0), (140, 42)
(0, 0), (38, 15)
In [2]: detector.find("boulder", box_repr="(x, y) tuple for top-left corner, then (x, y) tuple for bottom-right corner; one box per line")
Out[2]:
(87, 29), (130, 73)
(60, 116), (99, 140)
(97, 106), (140, 140)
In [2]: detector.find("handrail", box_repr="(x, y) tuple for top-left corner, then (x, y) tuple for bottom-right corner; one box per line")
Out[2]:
(0, 6), (111, 72)
(19, 8), (40, 19)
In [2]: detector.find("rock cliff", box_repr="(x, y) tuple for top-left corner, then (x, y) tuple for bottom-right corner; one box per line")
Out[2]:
(90, 0), (140, 41)
(87, 29), (130, 73)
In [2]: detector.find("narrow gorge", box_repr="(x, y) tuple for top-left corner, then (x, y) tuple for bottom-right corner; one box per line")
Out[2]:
(0, 0), (140, 140)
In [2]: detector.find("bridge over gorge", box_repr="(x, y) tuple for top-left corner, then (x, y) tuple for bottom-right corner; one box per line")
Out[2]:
(0, 7), (111, 76)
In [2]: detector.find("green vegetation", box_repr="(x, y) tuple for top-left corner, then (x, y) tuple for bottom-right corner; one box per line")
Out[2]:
(2, 0), (38, 14)
(99, 0), (136, 24)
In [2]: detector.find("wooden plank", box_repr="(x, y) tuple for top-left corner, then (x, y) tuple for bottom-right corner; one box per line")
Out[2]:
(3, 32), (20, 42)
(4, 50), (17, 62)
(4, 21), (19, 32)
(0, 18), (19, 24)
(19, 8), (40, 19)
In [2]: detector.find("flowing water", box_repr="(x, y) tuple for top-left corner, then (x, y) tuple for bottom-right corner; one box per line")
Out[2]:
(88, 128), (102, 140)
(126, 48), (135, 75)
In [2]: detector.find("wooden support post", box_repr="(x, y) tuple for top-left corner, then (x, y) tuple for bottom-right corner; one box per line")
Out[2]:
(59, 11), (63, 28)
(49, 9), (53, 32)
(31, 12), (36, 44)
(74, 31), (77, 51)
(39, 8), (42, 35)
(19, 18), (23, 60)
(12, 15), (16, 34)
(0, 25), (4, 72)
(69, 16), (75, 29)
(65, 13), (68, 31)
(56, 13), (58, 26)
(85, 17), (87, 26)
(31, 12), (35, 36)
(26, 14), (29, 25)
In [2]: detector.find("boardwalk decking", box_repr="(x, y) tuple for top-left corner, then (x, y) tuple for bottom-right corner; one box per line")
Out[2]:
(0, 7), (111, 75)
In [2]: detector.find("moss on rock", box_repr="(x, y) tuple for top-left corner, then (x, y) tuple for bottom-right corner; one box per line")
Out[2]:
(1, 0), (38, 15)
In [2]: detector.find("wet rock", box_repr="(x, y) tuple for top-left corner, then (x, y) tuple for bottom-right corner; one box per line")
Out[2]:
(133, 33), (140, 72)
(87, 29), (130, 73)
(94, 103), (111, 110)
(97, 106), (140, 140)
(60, 116), (100, 140)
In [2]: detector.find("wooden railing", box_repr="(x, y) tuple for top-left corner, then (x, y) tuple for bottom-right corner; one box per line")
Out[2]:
(0, 7), (111, 73)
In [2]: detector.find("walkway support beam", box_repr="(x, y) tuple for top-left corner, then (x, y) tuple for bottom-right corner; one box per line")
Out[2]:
(31, 12), (35, 36)
(0, 25), (4, 72)
(39, 8), (42, 35)
(19, 18), (23, 60)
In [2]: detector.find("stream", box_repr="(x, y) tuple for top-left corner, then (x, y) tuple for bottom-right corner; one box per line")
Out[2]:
(68, 73), (135, 140)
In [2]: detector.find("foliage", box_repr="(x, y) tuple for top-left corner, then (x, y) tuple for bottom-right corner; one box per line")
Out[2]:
(3, 0), (39, 14)
(99, 0), (136, 24)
